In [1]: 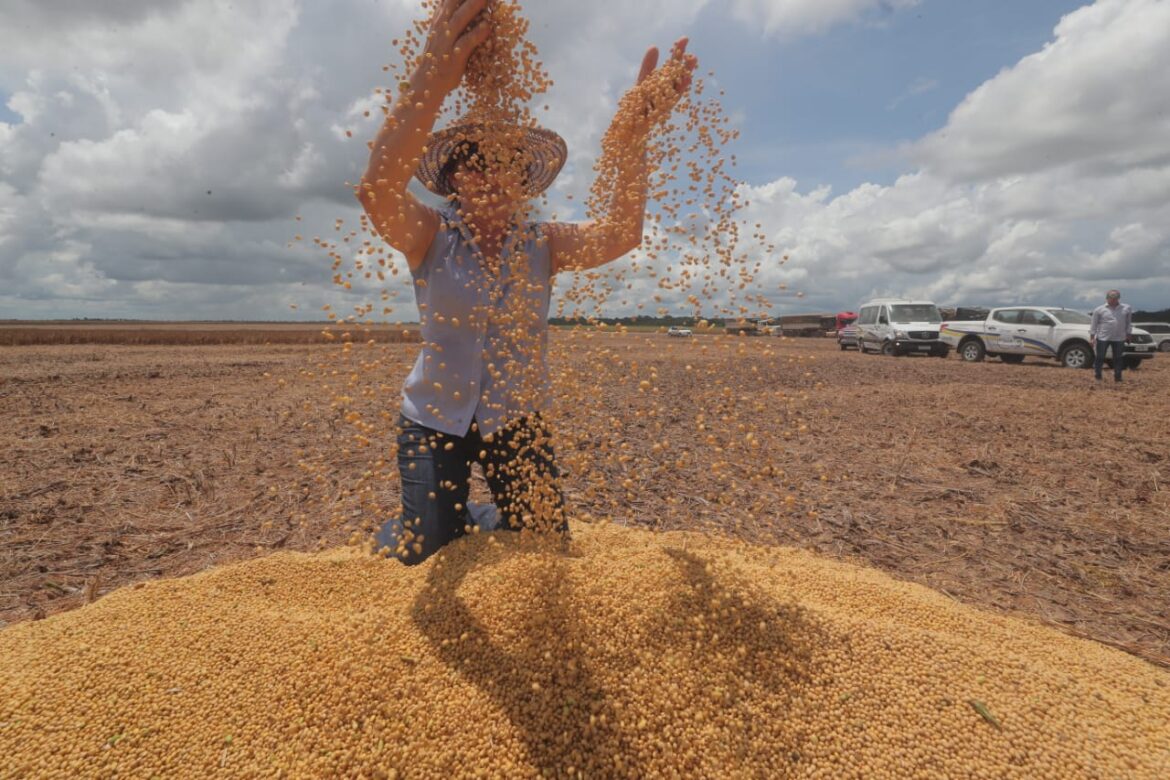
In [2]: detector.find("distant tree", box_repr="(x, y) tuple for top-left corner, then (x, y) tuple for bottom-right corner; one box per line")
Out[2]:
(1134, 308), (1170, 322)
(549, 314), (710, 327)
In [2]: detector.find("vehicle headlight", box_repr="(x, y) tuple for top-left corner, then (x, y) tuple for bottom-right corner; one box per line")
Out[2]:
(894, 330), (909, 339)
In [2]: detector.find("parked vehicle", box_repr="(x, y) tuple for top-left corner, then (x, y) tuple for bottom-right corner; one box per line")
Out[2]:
(1134, 322), (1170, 352)
(725, 318), (763, 336)
(774, 313), (837, 337)
(940, 306), (1156, 369)
(940, 306), (990, 322)
(667, 326), (693, 337)
(835, 311), (859, 350)
(1122, 333), (1157, 366)
(837, 323), (859, 350)
(856, 299), (949, 357)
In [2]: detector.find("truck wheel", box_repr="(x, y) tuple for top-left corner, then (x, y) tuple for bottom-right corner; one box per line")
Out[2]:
(1160, 341), (1170, 353)
(1059, 342), (1093, 369)
(934, 347), (950, 358)
(959, 339), (985, 362)
(881, 341), (897, 357)
(1000, 354), (1025, 364)
(1125, 358), (1143, 371)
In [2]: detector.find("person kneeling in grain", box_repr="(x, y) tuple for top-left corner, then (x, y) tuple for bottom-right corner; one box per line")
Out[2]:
(358, 0), (696, 563)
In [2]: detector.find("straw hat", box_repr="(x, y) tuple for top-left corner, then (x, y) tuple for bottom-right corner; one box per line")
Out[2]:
(415, 121), (567, 198)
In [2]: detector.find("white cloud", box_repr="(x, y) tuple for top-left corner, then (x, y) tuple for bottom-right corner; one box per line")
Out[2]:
(0, 182), (21, 252)
(915, 0), (1170, 181)
(736, 0), (1170, 311)
(0, 0), (739, 318)
(729, 0), (921, 38)
(1, 0), (1167, 320)
(10, 239), (116, 302)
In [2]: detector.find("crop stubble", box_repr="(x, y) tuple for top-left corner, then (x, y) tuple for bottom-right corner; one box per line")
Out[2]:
(0, 335), (1167, 667)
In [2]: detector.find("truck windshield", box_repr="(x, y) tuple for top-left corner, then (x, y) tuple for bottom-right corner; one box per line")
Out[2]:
(889, 304), (941, 323)
(1048, 309), (1091, 325)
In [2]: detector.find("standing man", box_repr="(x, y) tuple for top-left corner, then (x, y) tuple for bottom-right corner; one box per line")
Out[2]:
(1090, 289), (1133, 382)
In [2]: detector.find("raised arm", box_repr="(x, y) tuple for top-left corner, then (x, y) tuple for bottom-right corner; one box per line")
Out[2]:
(357, 0), (491, 270)
(549, 39), (697, 275)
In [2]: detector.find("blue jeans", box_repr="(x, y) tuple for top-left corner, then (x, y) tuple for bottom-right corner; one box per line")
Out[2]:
(378, 414), (567, 564)
(1094, 340), (1125, 380)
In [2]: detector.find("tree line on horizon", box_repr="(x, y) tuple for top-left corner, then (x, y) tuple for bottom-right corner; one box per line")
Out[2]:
(550, 307), (1170, 328)
(22, 305), (1170, 327)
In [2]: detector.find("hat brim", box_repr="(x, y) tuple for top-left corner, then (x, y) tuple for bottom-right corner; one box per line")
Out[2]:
(415, 122), (567, 198)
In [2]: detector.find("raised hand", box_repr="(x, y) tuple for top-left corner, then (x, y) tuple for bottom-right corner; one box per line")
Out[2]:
(631, 37), (699, 129)
(419, 0), (494, 97)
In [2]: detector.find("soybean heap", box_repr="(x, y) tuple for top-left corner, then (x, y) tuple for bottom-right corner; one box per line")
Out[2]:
(2, 524), (1168, 777)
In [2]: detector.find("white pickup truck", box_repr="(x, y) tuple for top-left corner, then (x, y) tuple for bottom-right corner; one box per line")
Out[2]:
(940, 306), (1157, 369)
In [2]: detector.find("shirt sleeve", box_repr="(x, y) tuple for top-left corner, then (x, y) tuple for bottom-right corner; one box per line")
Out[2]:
(1125, 306), (1133, 337)
(1090, 307), (1100, 335)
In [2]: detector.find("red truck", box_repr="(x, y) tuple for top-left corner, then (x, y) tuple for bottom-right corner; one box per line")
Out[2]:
(835, 311), (859, 350)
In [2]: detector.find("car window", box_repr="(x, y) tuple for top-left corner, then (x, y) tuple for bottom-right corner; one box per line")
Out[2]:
(1020, 310), (1055, 326)
(993, 309), (1021, 324)
(888, 304), (941, 323)
(1139, 323), (1169, 334)
(1049, 309), (1091, 324)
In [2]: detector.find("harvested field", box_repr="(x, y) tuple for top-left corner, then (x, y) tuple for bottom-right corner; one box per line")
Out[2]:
(1, 334), (1168, 678)
(0, 322), (419, 346)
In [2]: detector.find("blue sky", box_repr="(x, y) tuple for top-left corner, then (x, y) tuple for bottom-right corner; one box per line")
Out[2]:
(693, 0), (1088, 192)
(1, 0), (1168, 319)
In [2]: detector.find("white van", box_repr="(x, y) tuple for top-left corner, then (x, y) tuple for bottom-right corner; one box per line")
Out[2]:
(1134, 322), (1170, 352)
(856, 299), (949, 357)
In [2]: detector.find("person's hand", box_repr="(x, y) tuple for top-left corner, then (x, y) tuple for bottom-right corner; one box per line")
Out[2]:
(416, 0), (493, 97)
(627, 37), (699, 131)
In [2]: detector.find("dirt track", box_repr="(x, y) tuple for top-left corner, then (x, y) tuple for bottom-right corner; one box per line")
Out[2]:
(1, 335), (1167, 666)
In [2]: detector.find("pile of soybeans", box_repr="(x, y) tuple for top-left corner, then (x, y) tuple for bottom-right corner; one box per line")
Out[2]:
(2, 523), (1167, 778)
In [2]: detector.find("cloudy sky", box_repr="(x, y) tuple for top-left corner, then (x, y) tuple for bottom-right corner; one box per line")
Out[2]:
(1, 0), (1168, 320)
